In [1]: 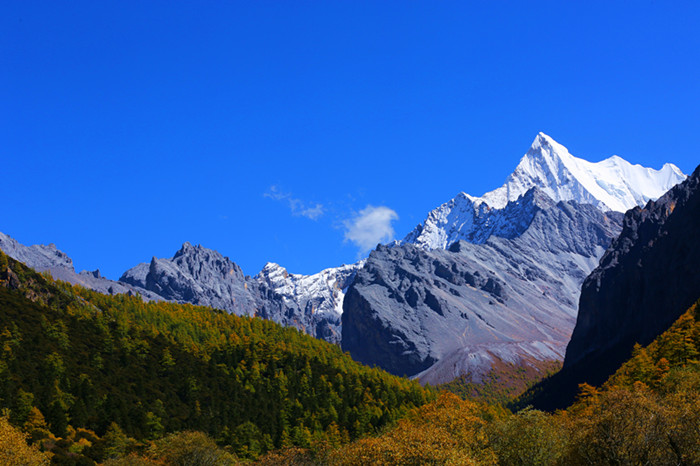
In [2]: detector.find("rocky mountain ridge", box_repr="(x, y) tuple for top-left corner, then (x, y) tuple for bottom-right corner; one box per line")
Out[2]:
(0, 232), (163, 301)
(525, 163), (700, 411)
(0, 233), (358, 344)
(119, 243), (361, 344)
(403, 133), (685, 250)
(0, 133), (687, 388)
(120, 242), (258, 316)
(565, 163), (700, 379)
(342, 188), (624, 383)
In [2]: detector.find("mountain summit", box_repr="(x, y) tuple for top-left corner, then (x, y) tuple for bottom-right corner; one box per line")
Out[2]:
(404, 133), (686, 250)
(484, 133), (686, 212)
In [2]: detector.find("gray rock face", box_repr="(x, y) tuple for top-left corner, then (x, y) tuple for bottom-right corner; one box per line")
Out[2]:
(0, 232), (74, 270)
(342, 188), (623, 382)
(120, 243), (361, 343)
(564, 163), (700, 381)
(0, 232), (163, 301)
(525, 164), (700, 412)
(254, 262), (362, 344)
(121, 242), (258, 315)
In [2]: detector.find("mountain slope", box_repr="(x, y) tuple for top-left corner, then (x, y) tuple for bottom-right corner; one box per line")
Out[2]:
(603, 299), (700, 391)
(404, 133), (685, 250)
(328, 300), (700, 466)
(342, 189), (623, 383)
(0, 250), (432, 461)
(566, 164), (700, 375)
(0, 232), (73, 270)
(121, 244), (361, 344)
(0, 232), (162, 301)
(255, 261), (362, 343)
(525, 163), (700, 410)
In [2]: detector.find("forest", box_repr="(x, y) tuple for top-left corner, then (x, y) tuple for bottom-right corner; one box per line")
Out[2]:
(0, 251), (432, 463)
(317, 301), (700, 465)
(2, 248), (699, 465)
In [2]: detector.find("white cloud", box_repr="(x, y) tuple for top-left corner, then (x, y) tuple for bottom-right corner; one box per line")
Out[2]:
(264, 186), (324, 220)
(343, 205), (399, 255)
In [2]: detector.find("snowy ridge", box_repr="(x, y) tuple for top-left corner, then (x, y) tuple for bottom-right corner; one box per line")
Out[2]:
(255, 260), (364, 318)
(483, 133), (686, 211)
(404, 133), (686, 250)
(253, 260), (364, 343)
(402, 188), (551, 250)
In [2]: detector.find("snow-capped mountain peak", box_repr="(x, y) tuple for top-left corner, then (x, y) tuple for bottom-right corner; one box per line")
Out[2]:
(481, 132), (685, 212)
(404, 133), (686, 250)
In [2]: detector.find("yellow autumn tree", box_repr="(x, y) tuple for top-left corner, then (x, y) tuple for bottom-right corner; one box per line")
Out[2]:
(487, 407), (570, 465)
(0, 415), (50, 465)
(568, 384), (671, 465)
(150, 431), (239, 465)
(327, 393), (497, 465)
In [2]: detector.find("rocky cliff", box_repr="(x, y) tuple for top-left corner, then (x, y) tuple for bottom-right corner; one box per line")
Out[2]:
(121, 243), (360, 343)
(564, 164), (700, 380)
(120, 242), (258, 315)
(525, 164), (700, 411)
(0, 232), (163, 301)
(342, 188), (623, 382)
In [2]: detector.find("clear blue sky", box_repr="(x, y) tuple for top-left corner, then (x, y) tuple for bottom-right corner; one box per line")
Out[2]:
(2, 1), (699, 279)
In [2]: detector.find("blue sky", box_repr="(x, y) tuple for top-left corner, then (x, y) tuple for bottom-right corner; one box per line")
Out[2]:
(2, 1), (699, 279)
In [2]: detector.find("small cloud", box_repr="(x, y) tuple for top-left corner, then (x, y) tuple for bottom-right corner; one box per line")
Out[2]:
(297, 203), (324, 220)
(343, 205), (399, 255)
(264, 186), (324, 220)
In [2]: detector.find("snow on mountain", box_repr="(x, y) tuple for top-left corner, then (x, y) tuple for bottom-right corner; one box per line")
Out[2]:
(404, 133), (686, 250)
(483, 133), (686, 211)
(342, 191), (625, 383)
(255, 261), (363, 319)
(120, 243), (363, 343)
(254, 261), (363, 343)
(401, 189), (547, 250)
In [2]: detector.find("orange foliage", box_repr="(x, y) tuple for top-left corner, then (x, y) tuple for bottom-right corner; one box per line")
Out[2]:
(327, 393), (497, 465)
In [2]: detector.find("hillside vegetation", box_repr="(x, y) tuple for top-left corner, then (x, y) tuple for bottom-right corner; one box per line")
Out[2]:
(264, 300), (700, 465)
(0, 251), (433, 463)
(3, 245), (699, 465)
(437, 357), (562, 405)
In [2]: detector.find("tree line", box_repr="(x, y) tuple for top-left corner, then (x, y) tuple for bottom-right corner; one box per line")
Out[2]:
(0, 251), (433, 463)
